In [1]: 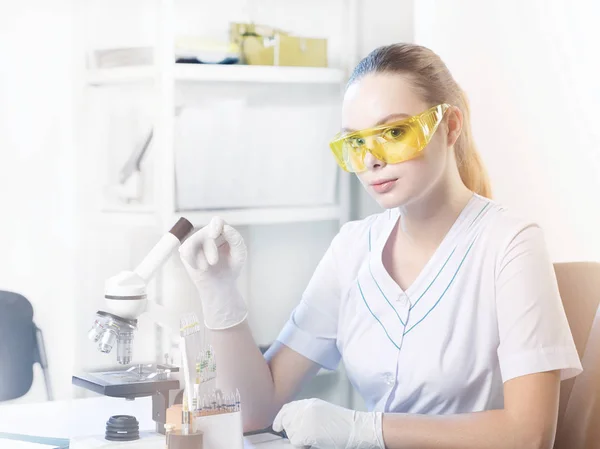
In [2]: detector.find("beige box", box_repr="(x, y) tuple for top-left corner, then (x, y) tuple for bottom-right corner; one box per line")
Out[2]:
(274, 34), (327, 67)
(230, 22), (327, 67)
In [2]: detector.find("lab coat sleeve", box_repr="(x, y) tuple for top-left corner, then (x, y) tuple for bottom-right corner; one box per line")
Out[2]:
(495, 223), (583, 382)
(275, 223), (352, 371)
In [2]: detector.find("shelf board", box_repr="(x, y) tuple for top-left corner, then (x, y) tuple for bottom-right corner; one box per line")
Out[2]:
(176, 205), (342, 227)
(95, 212), (158, 227)
(87, 66), (155, 85)
(87, 64), (345, 86)
(175, 64), (345, 84)
(101, 204), (156, 214)
(94, 205), (342, 227)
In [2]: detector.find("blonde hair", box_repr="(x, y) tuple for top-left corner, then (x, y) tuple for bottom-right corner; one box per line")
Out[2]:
(348, 43), (492, 198)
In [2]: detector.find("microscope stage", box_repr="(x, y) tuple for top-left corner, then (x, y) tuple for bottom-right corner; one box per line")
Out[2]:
(72, 364), (180, 398)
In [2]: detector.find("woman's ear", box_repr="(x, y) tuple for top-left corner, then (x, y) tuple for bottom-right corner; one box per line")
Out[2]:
(446, 106), (463, 147)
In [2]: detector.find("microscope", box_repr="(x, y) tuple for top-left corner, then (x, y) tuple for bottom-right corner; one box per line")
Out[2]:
(72, 217), (196, 436)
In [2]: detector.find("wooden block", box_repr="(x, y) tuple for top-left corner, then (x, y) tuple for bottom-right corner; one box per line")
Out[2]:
(166, 404), (183, 430)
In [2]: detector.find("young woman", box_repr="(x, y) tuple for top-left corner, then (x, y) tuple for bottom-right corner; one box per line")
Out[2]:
(179, 44), (582, 449)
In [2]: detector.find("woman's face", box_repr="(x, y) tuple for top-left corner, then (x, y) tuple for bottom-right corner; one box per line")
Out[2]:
(342, 73), (455, 209)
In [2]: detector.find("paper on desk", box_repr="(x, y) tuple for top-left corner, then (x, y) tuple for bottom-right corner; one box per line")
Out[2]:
(244, 433), (293, 448)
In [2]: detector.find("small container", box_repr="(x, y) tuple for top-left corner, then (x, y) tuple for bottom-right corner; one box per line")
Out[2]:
(167, 429), (203, 449)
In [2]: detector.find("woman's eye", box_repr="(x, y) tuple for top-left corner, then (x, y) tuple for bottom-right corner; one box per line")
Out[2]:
(346, 137), (366, 148)
(383, 126), (406, 140)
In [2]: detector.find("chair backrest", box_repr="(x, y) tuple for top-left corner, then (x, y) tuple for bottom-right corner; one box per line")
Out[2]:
(0, 291), (36, 401)
(553, 262), (600, 449)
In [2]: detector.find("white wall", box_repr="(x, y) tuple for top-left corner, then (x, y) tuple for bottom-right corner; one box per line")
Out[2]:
(414, 0), (600, 262)
(0, 0), (77, 402)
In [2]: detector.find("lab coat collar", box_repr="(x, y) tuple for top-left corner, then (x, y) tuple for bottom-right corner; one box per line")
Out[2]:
(357, 195), (495, 349)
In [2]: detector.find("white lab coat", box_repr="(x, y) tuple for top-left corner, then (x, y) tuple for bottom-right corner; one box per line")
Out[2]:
(277, 194), (582, 413)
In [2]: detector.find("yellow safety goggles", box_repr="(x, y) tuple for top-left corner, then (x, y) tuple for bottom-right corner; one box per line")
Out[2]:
(329, 103), (450, 173)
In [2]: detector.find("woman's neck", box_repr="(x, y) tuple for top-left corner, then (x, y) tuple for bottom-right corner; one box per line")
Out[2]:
(397, 177), (474, 248)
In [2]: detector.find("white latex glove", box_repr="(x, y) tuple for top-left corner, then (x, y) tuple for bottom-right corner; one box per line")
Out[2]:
(273, 398), (384, 449)
(179, 217), (248, 330)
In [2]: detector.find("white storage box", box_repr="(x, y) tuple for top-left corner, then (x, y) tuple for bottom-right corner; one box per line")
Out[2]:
(193, 410), (244, 449)
(174, 100), (339, 210)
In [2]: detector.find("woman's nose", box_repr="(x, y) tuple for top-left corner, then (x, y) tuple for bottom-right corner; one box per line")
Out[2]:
(363, 148), (386, 171)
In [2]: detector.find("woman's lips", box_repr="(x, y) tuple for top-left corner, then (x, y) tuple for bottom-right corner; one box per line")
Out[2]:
(370, 178), (398, 194)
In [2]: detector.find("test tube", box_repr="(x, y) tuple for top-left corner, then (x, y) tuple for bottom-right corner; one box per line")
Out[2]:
(210, 396), (214, 415)
(200, 395), (206, 416)
(182, 395), (190, 435)
(235, 389), (241, 412)
(223, 393), (229, 413)
(211, 393), (217, 415)
(214, 389), (222, 413)
(193, 359), (200, 412)
(226, 393), (234, 413)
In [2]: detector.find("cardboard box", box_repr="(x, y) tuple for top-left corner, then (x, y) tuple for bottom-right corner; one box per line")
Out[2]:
(230, 23), (327, 67)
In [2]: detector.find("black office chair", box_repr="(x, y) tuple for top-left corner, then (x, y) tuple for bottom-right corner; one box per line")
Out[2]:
(0, 291), (53, 401)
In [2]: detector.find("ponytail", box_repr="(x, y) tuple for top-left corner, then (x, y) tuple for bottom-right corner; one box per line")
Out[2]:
(454, 91), (492, 198)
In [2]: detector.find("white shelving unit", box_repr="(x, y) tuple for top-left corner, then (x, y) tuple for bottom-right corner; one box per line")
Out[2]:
(88, 64), (346, 86)
(81, 0), (360, 408)
(180, 205), (343, 226)
(82, 0), (359, 230)
(87, 61), (352, 229)
(97, 205), (343, 227)
(85, 25), (356, 228)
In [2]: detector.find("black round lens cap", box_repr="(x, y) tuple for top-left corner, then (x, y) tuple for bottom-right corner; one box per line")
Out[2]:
(105, 415), (139, 442)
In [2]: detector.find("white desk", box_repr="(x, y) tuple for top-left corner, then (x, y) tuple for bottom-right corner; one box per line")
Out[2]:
(0, 396), (155, 439)
(70, 432), (289, 448)
(0, 397), (290, 448)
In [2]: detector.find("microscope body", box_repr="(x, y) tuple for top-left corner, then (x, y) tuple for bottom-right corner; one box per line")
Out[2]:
(87, 218), (194, 365)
